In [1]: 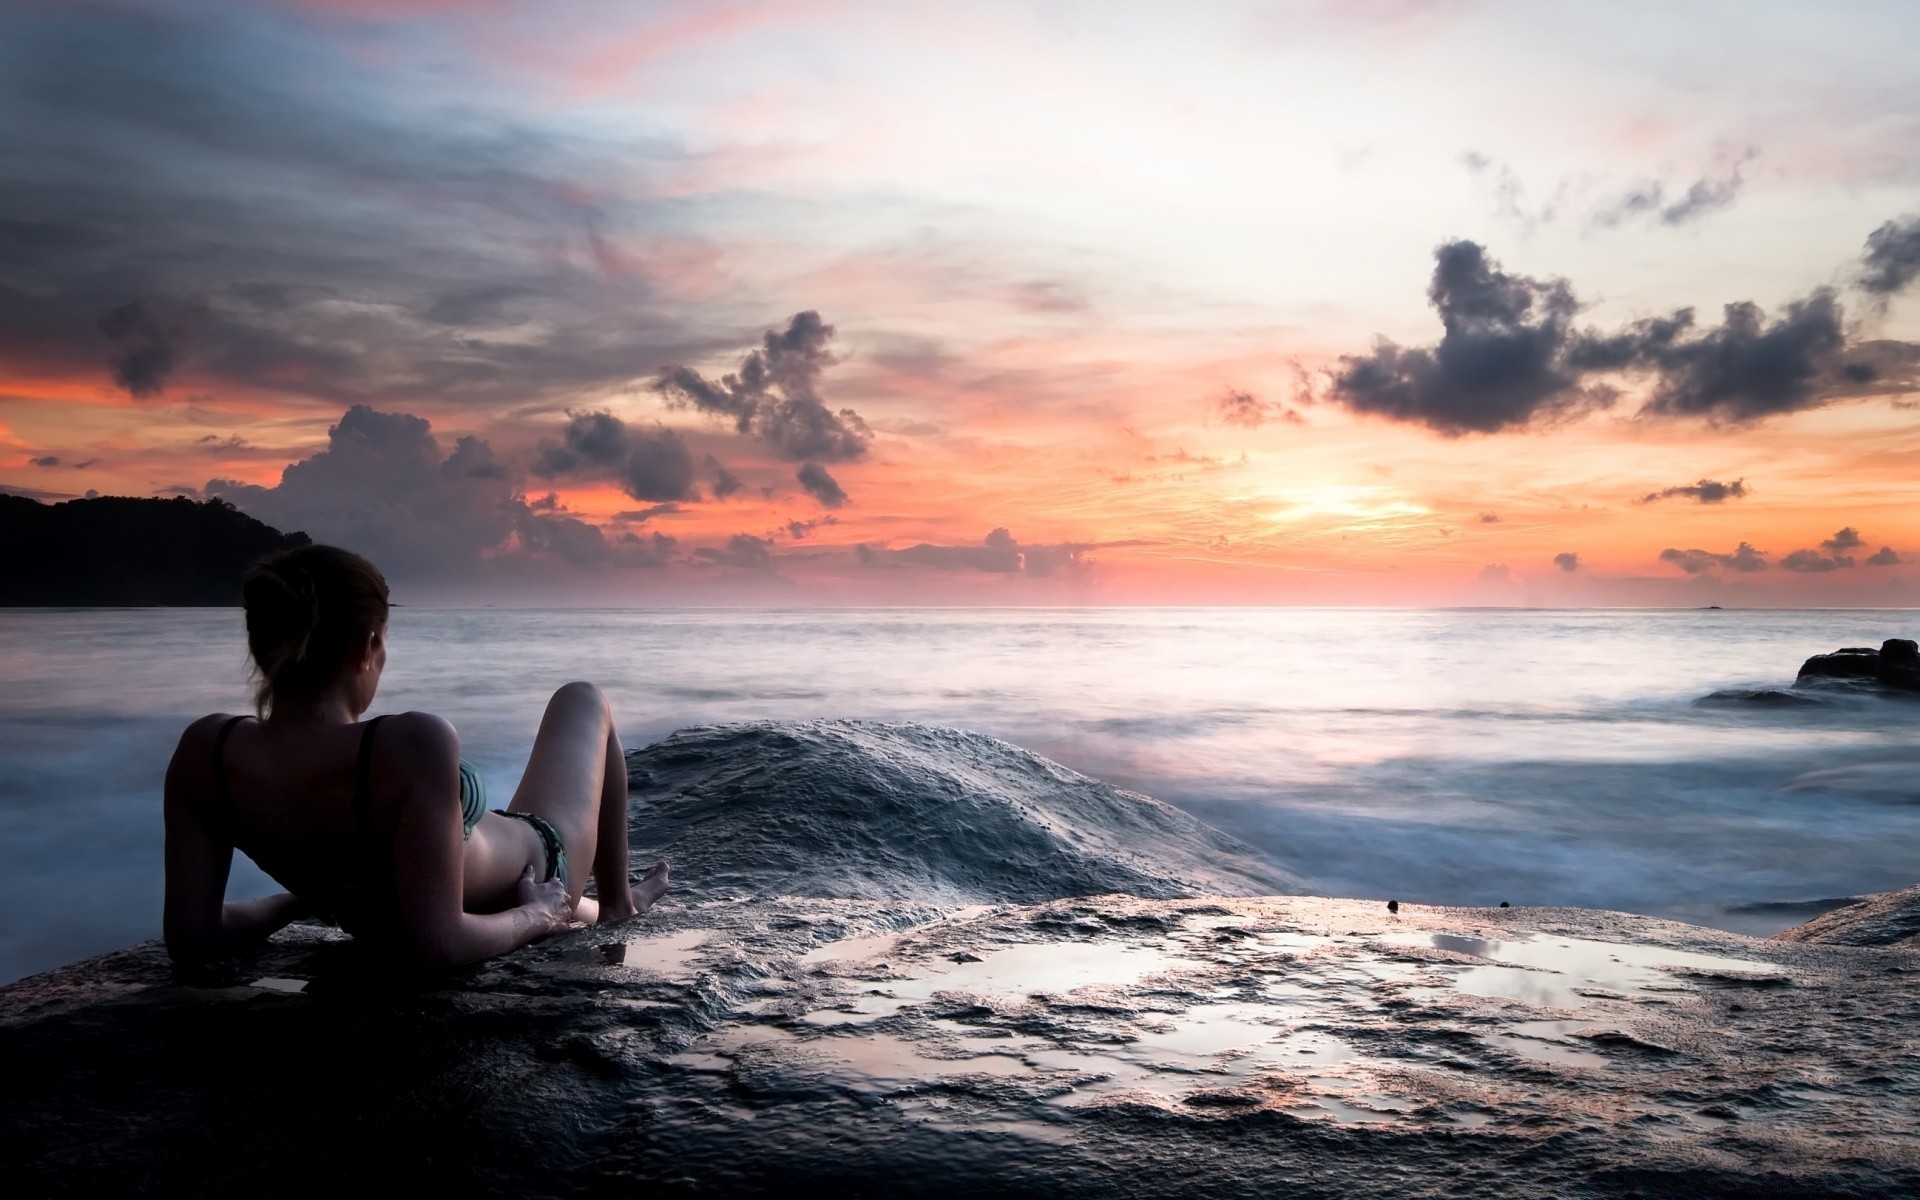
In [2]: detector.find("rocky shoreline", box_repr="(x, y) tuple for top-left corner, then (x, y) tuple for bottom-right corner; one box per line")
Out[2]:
(3, 721), (1916, 1197)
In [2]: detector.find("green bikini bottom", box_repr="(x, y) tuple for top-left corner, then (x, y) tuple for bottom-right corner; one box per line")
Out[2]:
(494, 809), (568, 884)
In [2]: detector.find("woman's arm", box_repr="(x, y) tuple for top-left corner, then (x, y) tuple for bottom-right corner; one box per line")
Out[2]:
(383, 713), (570, 968)
(162, 716), (304, 963)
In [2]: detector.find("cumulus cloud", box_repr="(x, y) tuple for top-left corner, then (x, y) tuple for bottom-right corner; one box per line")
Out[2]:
(1821, 527), (1864, 554)
(1632, 292), (1848, 421)
(1477, 562), (1515, 585)
(1329, 242), (1594, 435)
(856, 527), (1122, 576)
(655, 311), (872, 462)
(1639, 478), (1747, 504)
(1478, 511), (1500, 523)
(1553, 552), (1579, 572)
(1329, 241), (1911, 434)
(1658, 542), (1768, 575)
(795, 461), (849, 508)
(209, 404), (660, 578)
(530, 411), (697, 503)
(1780, 548), (1854, 573)
(1859, 215), (1920, 297)
(1866, 546), (1902, 566)
(694, 533), (773, 570)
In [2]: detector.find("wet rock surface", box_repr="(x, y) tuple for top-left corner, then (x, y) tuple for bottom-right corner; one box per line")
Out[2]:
(1777, 883), (1920, 948)
(4, 722), (1918, 1198)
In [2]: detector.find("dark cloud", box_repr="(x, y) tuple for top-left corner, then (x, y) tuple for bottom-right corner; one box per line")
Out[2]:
(694, 533), (773, 570)
(1633, 291), (1847, 421)
(209, 404), (655, 578)
(1859, 215), (1920, 297)
(1478, 511), (1500, 523)
(704, 455), (744, 500)
(1553, 552), (1579, 572)
(211, 405), (518, 576)
(1330, 241), (1906, 434)
(855, 527), (1120, 576)
(1780, 548), (1854, 573)
(795, 461), (848, 509)
(786, 516), (837, 540)
(30, 455), (59, 468)
(1658, 542), (1768, 575)
(531, 411), (697, 503)
(1821, 527), (1864, 554)
(1329, 241), (1597, 434)
(1866, 546), (1902, 566)
(1639, 478), (1747, 504)
(96, 299), (177, 397)
(614, 503), (682, 523)
(655, 312), (872, 462)
(0, 6), (716, 410)
(618, 428), (697, 503)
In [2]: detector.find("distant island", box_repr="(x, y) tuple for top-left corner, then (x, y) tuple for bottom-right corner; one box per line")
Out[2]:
(0, 494), (307, 606)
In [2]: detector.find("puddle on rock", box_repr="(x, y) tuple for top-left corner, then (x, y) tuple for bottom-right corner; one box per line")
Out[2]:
(250, 977), (306, 994)
(606, 929), (715, 977)
(801, 933), (902, 965)
(1382, 930), (1779, 1011)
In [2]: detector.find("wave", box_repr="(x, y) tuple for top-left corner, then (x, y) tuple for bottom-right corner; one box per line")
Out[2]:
(623, 720), (1303, 905)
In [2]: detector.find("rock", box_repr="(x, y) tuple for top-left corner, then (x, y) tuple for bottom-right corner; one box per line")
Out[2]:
(1774, 883), (1920, 948)
(3, 721), (1917, 1198)
(1794, 639), (1920, 694)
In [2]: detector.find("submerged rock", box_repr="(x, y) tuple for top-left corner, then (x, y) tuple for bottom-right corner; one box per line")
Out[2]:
(3, 721), (1917, 1198)
(1795, 638), (1920, 694)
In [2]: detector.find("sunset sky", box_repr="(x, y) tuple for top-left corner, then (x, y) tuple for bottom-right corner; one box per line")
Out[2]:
(3, 0), (1917, 604)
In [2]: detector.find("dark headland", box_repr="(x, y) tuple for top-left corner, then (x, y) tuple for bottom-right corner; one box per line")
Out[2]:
(0, 494), (307, 606)
(3, 721), (1916, 1198)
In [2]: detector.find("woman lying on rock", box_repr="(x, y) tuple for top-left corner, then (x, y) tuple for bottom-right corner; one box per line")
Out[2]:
(163, 544), (669, 969)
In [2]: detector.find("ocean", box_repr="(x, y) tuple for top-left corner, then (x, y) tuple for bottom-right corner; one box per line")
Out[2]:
(1, 606), (1915, 985)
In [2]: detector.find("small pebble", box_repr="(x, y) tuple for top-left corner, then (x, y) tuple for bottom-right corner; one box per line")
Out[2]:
(1499, 901), (1511, 908)
(1386, 900), (1399, 914)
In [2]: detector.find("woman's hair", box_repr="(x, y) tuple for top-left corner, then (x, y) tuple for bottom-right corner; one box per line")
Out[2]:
(241, 545), (390, 715)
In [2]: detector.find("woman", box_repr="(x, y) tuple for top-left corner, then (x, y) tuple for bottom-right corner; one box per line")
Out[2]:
(163, 544), (670, 969)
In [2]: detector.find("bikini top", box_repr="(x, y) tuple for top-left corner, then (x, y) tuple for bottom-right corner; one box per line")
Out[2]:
(207, 715), (486, 939)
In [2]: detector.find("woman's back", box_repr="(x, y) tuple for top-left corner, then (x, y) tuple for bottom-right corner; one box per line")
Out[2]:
(184, 712), (414, 934)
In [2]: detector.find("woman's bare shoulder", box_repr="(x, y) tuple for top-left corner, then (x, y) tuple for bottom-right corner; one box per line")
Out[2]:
(171, 712), (241, 758)
(374, 711), (460, 759)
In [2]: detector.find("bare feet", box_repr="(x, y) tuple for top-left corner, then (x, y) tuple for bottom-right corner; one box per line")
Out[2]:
(593, 861), (670, 924)
(633, 860), (671, 913)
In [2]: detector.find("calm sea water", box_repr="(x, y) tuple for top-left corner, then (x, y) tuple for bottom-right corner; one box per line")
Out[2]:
(2, 607), (1916, 985)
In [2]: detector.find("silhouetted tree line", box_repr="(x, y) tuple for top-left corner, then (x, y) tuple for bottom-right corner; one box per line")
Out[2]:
(0, 494), (309, 605)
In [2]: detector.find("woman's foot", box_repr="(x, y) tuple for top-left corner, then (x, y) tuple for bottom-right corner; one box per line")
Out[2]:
(595, 861), (670, 923)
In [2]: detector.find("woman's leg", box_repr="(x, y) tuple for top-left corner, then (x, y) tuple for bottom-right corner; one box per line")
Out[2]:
(509, 682), (666, 917)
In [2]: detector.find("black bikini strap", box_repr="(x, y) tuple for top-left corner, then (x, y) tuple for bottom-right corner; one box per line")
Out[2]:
(353, 715), (390, 842)
(209, 714), (249, 829)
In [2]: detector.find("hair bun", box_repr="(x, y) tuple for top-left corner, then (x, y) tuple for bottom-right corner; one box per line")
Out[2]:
(240, 545), (388, 716)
